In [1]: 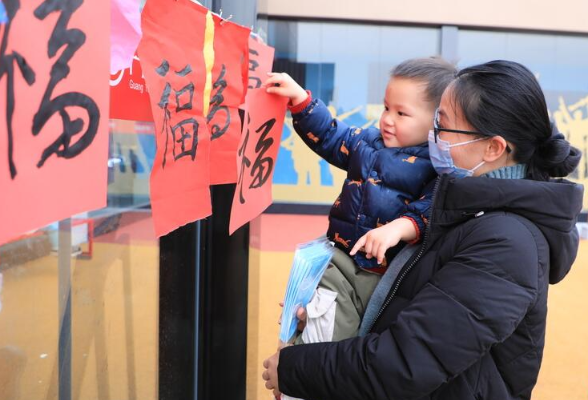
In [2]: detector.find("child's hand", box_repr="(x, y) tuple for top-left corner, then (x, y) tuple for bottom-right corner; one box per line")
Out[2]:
(350, 218), (417, 264)
(264, 72), (308, 106)
(278, 301), (307, 333)
(295, 305), (307, 332)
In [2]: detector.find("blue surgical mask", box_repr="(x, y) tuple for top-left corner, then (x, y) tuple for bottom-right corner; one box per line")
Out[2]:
(428, 130), (486, 178)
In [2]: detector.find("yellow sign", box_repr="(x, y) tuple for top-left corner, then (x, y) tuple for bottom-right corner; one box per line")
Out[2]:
(554, 96), (588, 209)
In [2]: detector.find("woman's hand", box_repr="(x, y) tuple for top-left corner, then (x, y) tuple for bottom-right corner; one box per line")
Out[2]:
(350, 218), (417, 264)
(262, 350), (282, 399)
(264, 72), (308, 106)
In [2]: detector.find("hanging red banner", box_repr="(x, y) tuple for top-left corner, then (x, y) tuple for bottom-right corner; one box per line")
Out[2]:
(229, 89), (288, 235)
(0, 0), (110, 245)
(207, 14), (250, 185)
(247, 36), (275, 90)
(138, 0), (212, 237)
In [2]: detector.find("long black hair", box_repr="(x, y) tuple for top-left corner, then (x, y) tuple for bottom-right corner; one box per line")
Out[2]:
(451, 60), (580, 180)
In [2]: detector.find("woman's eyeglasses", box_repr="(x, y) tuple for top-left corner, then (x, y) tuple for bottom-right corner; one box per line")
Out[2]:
(433, 109), (512, 153)
(433, 108), (486, 143)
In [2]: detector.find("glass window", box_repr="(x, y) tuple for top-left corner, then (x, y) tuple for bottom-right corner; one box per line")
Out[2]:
(0, 120), (159, 400)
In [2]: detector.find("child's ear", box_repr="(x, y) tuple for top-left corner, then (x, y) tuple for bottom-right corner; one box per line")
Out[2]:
(483, 136), (509, 162)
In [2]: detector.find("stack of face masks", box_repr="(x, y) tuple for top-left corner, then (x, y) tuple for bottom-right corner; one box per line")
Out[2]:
(0, 1), (8, 24)
(279, 238), (334, 344)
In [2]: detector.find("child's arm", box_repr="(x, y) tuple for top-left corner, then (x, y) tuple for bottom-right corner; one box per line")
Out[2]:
(400, 180), (435, 245)
(349, 182), (434, 264)
(265, 72), (375, 170)
(349, 217), (417, 265)
(265, 72), (309, 107)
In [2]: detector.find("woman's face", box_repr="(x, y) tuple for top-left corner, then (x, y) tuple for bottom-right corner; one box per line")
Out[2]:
(436, 87), (507, 176)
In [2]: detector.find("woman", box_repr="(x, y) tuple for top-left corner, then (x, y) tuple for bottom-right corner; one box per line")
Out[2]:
(262, 60), (583, 400)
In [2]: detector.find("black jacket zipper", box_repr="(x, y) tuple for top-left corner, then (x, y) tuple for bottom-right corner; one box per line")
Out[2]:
(366, 177), (442, 334)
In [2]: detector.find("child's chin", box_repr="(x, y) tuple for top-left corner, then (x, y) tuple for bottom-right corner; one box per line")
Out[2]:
(382, 137), (399, 148)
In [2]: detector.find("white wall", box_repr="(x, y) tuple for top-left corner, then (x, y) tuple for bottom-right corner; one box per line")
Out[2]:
(258, 0), (588, 34)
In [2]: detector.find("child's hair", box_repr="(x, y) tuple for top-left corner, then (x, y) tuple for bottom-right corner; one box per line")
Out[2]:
(391, 57), (457, 108)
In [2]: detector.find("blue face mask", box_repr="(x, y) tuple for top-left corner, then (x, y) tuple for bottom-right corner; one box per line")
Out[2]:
(428, 130), (486, 178)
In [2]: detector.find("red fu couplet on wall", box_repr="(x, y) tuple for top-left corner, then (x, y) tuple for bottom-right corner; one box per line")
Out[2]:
(247, 36), (275, 91)
(139, 0), (257, 237)
(229, 89), (288, 235)
(207, 13), (250, 185)
(0, 0), (110, 246)
(138, 0), (212, 237)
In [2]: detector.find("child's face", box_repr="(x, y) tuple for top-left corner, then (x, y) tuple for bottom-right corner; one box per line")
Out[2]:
(379, 77), (435, 148)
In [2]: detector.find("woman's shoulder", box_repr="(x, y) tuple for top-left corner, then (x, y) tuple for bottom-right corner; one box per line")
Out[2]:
(453, 211), (547, 282)
(460, 211), (544, 249)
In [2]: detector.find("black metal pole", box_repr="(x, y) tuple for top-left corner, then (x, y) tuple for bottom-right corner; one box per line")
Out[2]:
(58, 219), (72, 400)
(159, 223), (198, 400)
(198, 184), (250, 400)
(158, 184), (250, 400)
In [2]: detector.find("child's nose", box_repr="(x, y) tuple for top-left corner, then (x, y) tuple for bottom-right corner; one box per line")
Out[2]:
(384, 114), (395, 127)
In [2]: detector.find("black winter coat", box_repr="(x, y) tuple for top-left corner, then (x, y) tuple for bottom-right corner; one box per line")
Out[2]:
(279, 175), (583, 400)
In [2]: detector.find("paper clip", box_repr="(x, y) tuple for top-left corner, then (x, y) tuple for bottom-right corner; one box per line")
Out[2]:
(220, 14), (233, 25)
